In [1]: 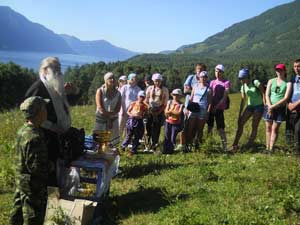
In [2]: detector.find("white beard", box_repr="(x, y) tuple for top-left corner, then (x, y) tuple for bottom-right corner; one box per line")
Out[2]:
(40, 68), (71, 132)
(44, 68), (65, 96)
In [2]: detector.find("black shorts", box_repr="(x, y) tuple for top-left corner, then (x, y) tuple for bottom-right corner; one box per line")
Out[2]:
(207, 109), (225, 129)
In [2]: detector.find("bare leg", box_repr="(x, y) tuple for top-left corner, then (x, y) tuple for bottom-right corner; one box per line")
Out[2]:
(186, 117), (197, 144)
(232, 110), (253, 147)
(270, 122), (281, 151)
(265, 121), (273, 150)
(196, 118), (206, 145)
(247, 112), (263, 146)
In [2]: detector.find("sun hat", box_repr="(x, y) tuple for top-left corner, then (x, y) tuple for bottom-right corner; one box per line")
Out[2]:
(275, 64), (286, 71)
(171, 89), (183, 96)
(119, 75), (127, 81)
(215, 64), (225, 72)
(138, 90), (146, 97)
(238, 68), (249, 79)
(152, 73), (163, 81)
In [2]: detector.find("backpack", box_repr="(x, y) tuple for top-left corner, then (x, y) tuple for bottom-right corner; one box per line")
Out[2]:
(60, 127), (85, 167)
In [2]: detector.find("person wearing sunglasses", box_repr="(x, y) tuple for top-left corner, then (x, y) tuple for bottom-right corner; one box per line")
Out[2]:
(263, 64), (292, 153)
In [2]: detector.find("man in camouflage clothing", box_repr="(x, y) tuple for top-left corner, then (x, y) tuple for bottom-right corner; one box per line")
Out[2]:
(10, 96), (49, 225)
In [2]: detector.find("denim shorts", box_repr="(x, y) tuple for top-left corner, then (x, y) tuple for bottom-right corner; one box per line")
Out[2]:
(190, 108), (208, 120)
(246, 104), (264, 114)
(263, 106), (286, 123)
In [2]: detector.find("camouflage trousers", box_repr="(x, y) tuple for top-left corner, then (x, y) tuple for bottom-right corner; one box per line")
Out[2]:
(10, 189), (47, 225)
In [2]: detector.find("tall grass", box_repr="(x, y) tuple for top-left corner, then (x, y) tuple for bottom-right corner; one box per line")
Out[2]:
(0, 94), (299, 225)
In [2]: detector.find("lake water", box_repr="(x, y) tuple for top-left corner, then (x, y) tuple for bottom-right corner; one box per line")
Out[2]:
(0, 50), (113, 72)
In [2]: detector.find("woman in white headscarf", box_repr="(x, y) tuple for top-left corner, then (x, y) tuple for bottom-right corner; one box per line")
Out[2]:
(94, 72), (121, 145)
(145, 73), (169, 150)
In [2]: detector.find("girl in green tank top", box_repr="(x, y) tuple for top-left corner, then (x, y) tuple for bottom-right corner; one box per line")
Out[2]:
(264, 64), (292, 152)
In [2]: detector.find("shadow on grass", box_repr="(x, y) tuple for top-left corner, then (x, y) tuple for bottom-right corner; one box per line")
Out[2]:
(99, 187), (171, 225)
(119, 162), (183, 179)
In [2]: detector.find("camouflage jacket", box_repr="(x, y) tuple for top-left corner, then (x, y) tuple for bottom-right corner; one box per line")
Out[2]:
(15, 123), (48, 193)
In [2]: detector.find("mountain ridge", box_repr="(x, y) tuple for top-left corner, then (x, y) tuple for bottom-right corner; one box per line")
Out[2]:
(60, 34), (138, 61)
(0, 6), (139, 61)
(175, 0), (300, 60)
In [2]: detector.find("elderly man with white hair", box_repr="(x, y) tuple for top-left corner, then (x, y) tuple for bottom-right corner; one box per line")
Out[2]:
(25, 56), (80, 186)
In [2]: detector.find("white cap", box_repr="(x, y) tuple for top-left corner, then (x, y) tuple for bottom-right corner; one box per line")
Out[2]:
(128, 73), (137, 80)
(119, 75), (127, 81)
(171, 88), (183, 96)
(152, 73), (163, 81)
(138, 90), (146, 97)
(215, 64), (225, 72)
(197, 71), (208, 78)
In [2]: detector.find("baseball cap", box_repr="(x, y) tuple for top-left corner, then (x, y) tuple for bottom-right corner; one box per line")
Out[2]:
(197, 71), (208, 78)
(238, 68), (249, 79)
(119, 75), (127, 81)
(138, 90), (146, 97)
(128, 73), (137, 80)
(215, 64), (225, 72)
(171, 89), (183, 96)
(20, 96), (49, 118)
(152, 73), (163, 81)
(275, 64), (286, 71)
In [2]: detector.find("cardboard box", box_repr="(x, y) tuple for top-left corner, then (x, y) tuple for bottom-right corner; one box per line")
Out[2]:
(44, 187), (97, 225)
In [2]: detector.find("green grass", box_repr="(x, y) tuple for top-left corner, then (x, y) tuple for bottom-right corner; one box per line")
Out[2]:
(1, 94), (300, 225)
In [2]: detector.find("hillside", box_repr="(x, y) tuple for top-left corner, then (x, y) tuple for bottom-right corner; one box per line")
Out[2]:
(60, 34), (139, 61)
(0, 6), (74, 53)
(176, 0), (300, 60)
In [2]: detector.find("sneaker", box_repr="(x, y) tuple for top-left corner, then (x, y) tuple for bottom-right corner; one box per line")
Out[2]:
(183, 144), (191, 153)
(143, 147), (149, 152)
(128, 144), (133, 148)
(174, 144), (184, 151)
(152, 143), (159, 151)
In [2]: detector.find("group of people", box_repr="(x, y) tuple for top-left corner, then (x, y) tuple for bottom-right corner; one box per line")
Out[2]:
(11, 56), (300, 224)
(93, 59), (300, 157)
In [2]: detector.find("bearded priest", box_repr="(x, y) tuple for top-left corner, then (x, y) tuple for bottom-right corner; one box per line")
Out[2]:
(25, 57), (81, 186)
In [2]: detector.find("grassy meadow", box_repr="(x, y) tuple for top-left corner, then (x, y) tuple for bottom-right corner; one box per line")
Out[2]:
(1, 93), (300, 225)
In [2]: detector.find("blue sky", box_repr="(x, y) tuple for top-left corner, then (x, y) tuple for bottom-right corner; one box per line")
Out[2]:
(0, 0), (293, 53)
